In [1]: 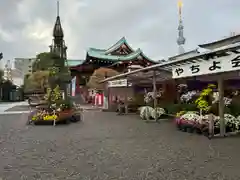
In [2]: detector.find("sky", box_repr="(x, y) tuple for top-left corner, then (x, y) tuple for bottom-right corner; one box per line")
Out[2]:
(0, 0), (239, 67)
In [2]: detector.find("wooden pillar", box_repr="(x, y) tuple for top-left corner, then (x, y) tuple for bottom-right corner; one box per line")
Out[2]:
(75, 75), (80, 94)
(124, 87), (128, 114)
(103, 82), (109, 110)
(162, 81), (167, 102)
(208, 113), (215, 139)
(218, 77), (225, 137)
(153, 70), (157, 121)
(174, 79), (180, 103)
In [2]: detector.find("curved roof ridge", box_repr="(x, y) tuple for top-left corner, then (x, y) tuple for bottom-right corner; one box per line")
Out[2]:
(104, 37), (135, 54)
(134, 48), (142, 53)
(105, 37), (126, 52)
(138, 49), (156, 63)
(88, 47), (106, 52)
(86, 46), (157, 63)
(124, 48), (141, 58)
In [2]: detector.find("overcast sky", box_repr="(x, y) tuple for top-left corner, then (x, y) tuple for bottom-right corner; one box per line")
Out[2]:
(0, 0), (239, 66)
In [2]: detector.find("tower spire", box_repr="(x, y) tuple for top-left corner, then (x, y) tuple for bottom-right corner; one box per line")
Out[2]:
(57, 1), (59, 17)
(53, 1), (63, 38)
(49, 0), (67, 59)
(178, 0), (182, 21)
(177, 0), (186, 54)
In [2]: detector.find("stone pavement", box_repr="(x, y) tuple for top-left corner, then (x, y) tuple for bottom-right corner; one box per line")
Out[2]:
(1, 111), (240, 179)
(0, 101), (29, 114)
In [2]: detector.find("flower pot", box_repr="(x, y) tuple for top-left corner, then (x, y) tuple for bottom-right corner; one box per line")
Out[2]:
(58, 109), (74, 120)
(70, 113), (82, 122)
(34, 120), (54, 125)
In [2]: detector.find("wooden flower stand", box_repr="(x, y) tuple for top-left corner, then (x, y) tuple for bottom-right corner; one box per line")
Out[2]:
(28, 106), (82, 126)
(58, 109), (82, 123)
(33, 119), (57, 126)
(58, 109), (73, 119)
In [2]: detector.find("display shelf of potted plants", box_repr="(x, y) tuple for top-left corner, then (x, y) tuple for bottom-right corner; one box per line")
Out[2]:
(202, 114), (240, 137)
(175, 111), (240, 138)
(29, 101), (82, 126)
(175, 111), (203, 133)
(28, 65), (82, 126)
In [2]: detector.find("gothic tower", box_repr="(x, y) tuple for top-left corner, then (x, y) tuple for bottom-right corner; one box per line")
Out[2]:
(49, 1), (67, 59)
(177, 0), (186, 54)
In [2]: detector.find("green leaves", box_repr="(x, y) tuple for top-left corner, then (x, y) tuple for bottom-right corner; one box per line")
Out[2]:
(195, 84), (215, 113)
(33, 52), (64, 72)
(24, 71), (49, 92)
(0, 69), (3, 83)
(87, 67), (119, 90)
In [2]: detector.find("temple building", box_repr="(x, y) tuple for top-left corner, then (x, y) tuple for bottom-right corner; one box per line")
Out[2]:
(70, 37), (158, 95)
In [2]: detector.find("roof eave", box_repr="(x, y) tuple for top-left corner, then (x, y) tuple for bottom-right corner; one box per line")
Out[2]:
(199, 34), (240, 49)
(100, 42), (240, 83)
(139, 50), (158, 64)
(169, 49), (199, 60)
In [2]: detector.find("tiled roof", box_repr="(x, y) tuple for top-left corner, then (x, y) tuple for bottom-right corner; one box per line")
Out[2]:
(87, 48), (156, 63)
(198, 34), (240, 49)
(66, 59), (85, 66)
(169, 49), (199, 61)
(104, 37), (134, 54)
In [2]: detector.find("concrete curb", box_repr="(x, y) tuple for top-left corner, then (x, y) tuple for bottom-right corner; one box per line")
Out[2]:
(0, 103), (103, 115)
(0, 111), (30, 115)
(0, 101), (29, 113)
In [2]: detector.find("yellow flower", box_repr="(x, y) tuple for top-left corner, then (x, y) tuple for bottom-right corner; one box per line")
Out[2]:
(201, 88), (212, 96)
(43, 114), (58, 120)
(194, 84), (216, 113)
(176, 111), (186, 117)
(208, 84), (216, 88)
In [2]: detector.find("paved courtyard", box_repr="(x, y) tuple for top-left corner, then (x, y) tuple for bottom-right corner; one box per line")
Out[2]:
(1, 111), (240, 180)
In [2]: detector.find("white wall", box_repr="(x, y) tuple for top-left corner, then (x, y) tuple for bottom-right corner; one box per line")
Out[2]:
(12, 77), (23, 87)
(14, 58), (35, 77)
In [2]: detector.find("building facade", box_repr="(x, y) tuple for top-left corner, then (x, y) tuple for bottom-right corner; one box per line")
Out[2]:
(70, 37), (158, 99)
(14, 58), (35, 77)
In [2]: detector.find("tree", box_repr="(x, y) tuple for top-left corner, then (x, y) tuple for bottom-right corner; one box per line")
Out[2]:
(24, 71), (49, 92)
(87, 67), (119, 90)
(32, 52), (63, 72)
(27, 51), (70, 91)
(0, 69), (4, 83)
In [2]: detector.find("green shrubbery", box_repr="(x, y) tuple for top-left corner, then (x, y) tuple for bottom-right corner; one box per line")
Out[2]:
(163, 103), (197, 115)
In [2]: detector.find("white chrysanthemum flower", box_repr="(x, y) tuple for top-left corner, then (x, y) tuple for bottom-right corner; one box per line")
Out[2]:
(180, 91), (197, 103)
(151, 107), (165, 120)
(180, 112), (201, 122)
(139, 106), (154, 120)
(212, 92), (232, 106)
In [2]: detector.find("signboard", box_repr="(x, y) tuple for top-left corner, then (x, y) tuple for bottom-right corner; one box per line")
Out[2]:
(108, 79), (128, 87)
(172, 54), (240, 79)
(71, 76), (76, 96)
